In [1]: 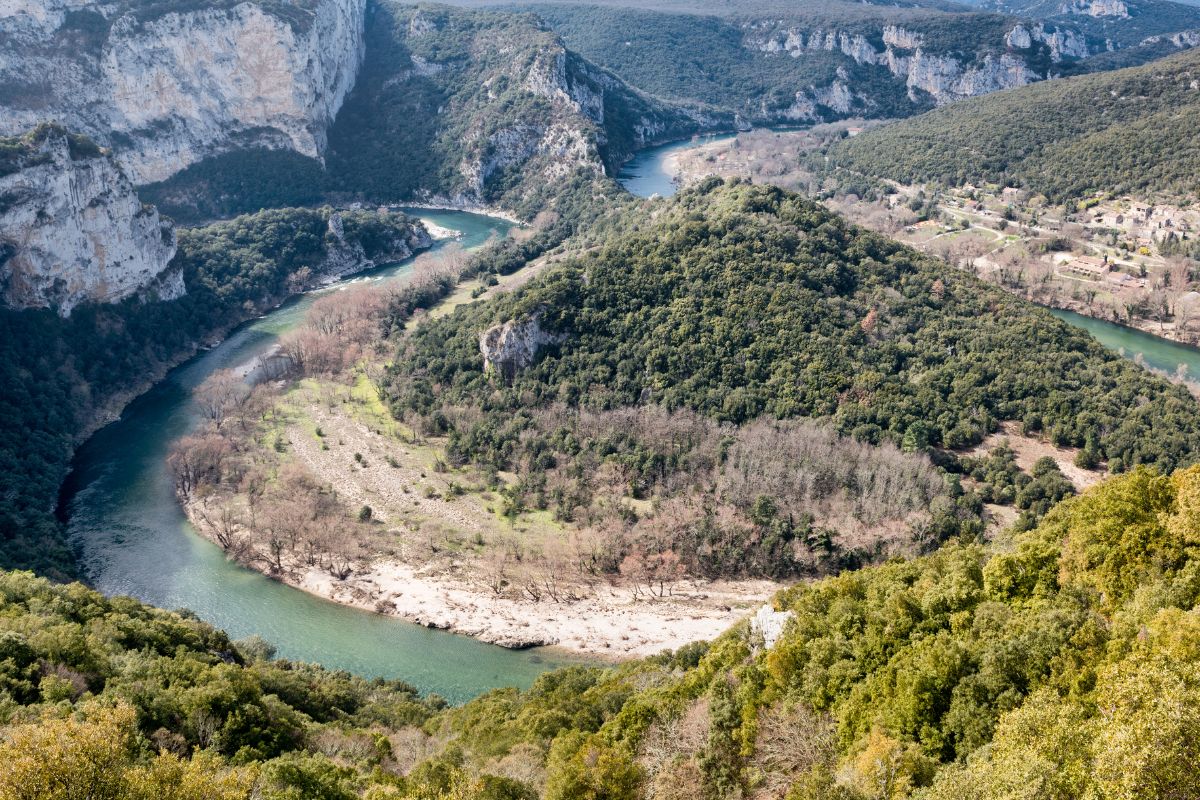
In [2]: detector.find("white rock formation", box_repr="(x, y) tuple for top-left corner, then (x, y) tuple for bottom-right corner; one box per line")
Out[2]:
(479, 314), (563, 380)
(745, 19), (1102, 108)
(750, 604), (794, 651)
(442, 39), (684, 204)
(1008, 23), (1091, 61)
(0, 0), (366, 184)
(1063, 0), (1130, 18)
(320, 211), (432, 281)
(0, 128), (178, 316)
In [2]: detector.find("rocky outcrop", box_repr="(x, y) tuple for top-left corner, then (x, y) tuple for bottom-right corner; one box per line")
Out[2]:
(0, 0), (366, 184)
(0, 127), (178, 316)
(1144, 30), (1200, 49)
(428, 28), (694, 205)
(904, 51), (1039, 102)
(1008, 23), (1091, 60)
(1063, 0), (1131, 18)
(750, 604), (793, 651)
(745, 17), (1101, 109)
(883, 25), (924, 51)
(320, 210), (432, 282)
(479, 314), (563, 380)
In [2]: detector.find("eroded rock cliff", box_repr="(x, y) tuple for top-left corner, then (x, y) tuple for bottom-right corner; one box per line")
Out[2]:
(329, 3), (704, 213)
(480, 313), (563, 380)
(0, 0), (365, 184)
(0, 126), (178, 315)
(747, 21), (1066, 109)
(321, 209), (432, 281)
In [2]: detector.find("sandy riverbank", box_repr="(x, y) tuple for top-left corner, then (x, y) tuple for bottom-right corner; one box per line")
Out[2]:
(297, 560), (775, 658)
(183, 496), (775, 658)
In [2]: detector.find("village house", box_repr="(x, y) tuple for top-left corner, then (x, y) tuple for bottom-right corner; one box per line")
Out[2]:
(1062, 254), (1109, 279)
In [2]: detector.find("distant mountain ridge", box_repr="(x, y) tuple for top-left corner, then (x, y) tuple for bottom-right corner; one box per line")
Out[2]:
(503, 0), (1200, 126)
(956, 0), (1200, 45)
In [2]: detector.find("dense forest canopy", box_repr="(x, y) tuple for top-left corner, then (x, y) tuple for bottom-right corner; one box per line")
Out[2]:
(386, 180), (1200, 477)
(822, 47), (1200, 202)
(5, 461), (1200, 798)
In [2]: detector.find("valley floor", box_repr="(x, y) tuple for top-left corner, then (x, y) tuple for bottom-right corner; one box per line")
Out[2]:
(179, 253), (780, 658)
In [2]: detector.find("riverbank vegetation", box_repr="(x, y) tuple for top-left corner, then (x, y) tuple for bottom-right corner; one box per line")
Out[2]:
(164, 179), (1200, 661)
(0, 208), (429, 579)
(6, 461), (1200, 798)
(173, 185), (1128, 640)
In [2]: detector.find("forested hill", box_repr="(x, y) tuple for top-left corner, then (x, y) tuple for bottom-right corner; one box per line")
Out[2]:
(822, 47), (1200, 202)
(386, 179), (1200, 474)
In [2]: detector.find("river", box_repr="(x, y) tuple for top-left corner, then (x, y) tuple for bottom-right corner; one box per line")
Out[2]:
(1048, 308), (1200, 382)
(617, 133), (738, 198)
(59, 147), (1200, 704)
(60, 209), (579, 704)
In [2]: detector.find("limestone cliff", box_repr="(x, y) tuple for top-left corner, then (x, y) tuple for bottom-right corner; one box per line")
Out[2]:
(746, 22), (1072, 109)
(0, 126), (178, 316)
(330, 3), (705, 213)
(480, 314), (563, 380)
(0, 0), (365, 184)
(320, 209), (432, 281)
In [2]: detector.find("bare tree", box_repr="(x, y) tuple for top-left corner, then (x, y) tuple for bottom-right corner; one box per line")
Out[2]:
(167, 434), (232, 501)
(193, 370), (250, 431)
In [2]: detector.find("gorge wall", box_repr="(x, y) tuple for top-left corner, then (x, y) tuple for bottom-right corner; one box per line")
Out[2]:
(745, 21), (1085, 114)
(0, 0), (366, 185)
(0, 127), (178, 316)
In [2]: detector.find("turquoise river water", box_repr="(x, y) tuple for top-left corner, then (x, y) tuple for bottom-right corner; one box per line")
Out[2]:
(60, 209), (580, 704)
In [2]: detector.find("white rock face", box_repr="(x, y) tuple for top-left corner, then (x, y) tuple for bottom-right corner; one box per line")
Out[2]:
(1145, 30), (1200, 50)
(320, 211), (432, 281)
(0, 0), (365, 184)
(815, 81), (855, 114)
(750, 604), (793, 651)
(479, 314), (563, 380)
(443, 39), (682, 205)
(883, 25), (924, 51)
(1009, 23), (1090, 61)
(903, 51), (1038, 103)
(0, 0), (96, 31)
(1006, 24), (1034, 50)
(1063, 0), (1130, 18)
(745, 19), (1097, 107)
(0, 129), (178, 316)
